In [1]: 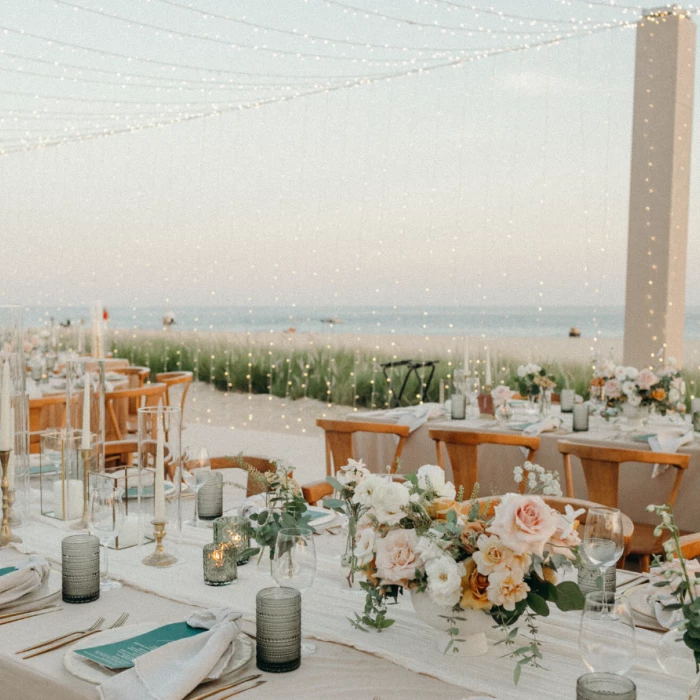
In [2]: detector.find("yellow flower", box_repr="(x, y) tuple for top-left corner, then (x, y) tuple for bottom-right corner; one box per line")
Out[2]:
(460, 559), (493, 611)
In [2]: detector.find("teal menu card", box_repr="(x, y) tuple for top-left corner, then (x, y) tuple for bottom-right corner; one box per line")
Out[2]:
(74, 622), (207, 670)
(0, 567), (17, 577)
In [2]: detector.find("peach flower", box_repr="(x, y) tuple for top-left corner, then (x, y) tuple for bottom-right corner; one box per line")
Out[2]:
(636, 368), (659, 391)
(487, 569), (530, 611)
(489, 493), (559, 557)
(374, 529), (423, 585)
(459, 520), (486, 553)
(460, 559), (492, 611)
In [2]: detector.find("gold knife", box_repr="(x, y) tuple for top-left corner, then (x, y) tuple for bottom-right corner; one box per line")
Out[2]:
(191, 674), (263, 700)
(218, 680), (266, 699)
(0, 608), (62, 626)
(0, 604), (60, 621)
(22, 628), (102, 659)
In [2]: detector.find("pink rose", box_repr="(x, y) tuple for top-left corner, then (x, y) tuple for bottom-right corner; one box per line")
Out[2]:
(374, 529), (423, 585)
(491, 385), (515, 406)
(488, 493), (559, 557)
(603, 379), (622, 399)
(636, 368), (659, 391)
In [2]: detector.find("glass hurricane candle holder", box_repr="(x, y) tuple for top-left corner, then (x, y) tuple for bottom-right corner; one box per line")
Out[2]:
(203, 543), (238, 586)
(39, 429), (83, 521)
(214, 516), (252, 565)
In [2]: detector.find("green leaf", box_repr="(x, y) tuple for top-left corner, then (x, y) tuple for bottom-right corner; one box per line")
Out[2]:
(513, 663), (522, 685)
(526, 592), (550, 617)
(326, 476), (345, 493)
(322, 498), (346, 509)
(554, 581), (585, 611)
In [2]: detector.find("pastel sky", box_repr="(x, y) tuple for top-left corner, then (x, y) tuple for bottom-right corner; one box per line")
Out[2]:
(1, 0), (698, 315)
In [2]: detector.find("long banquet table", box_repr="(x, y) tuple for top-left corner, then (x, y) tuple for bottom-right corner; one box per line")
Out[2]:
(0, 503), (691, 700)
(352, 409), (700, 531)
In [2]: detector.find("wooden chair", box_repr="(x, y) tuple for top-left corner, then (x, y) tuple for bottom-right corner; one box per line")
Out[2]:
(105, 383), (168, 441)
(428, 428), (540, 496)
(677, 533), (700, 561)
(473, 495), (634, 561)
(184, 455), (276, 497)
(316, 419), (411, 478)
(558, 440), (691, 571)
(28, 394), (81, 454)
(156, 371), (193, 420)
(110, 366), (151, 420)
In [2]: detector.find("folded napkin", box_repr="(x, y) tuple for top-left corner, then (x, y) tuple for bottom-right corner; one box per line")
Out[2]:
(522, 416), (561, 437)
(0, 556), (50, 607)
(352, 403), (445, 433)
(649, 428), (693, 478)
(99, 608), (242, 700)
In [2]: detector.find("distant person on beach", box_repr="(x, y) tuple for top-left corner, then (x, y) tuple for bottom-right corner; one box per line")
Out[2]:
(163, 310), (176, 330)
(103, 308), (109, 327)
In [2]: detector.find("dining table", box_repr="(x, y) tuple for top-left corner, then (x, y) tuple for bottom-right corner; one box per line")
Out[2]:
(350, 405), (700, 531)
(0, 480), (692, 700)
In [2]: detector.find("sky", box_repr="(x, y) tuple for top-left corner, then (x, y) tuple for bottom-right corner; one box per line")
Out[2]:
(1, 0), (699, 318)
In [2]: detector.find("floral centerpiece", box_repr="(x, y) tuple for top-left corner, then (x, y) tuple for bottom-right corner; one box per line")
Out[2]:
(590, 361), (686, 415)
(512, 364), (556, 399)
(491, 385), (515, 425)
(347, 462), (585, 682)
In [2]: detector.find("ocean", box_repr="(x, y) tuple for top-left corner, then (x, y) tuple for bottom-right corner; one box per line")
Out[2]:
(23, 305), (700, 339)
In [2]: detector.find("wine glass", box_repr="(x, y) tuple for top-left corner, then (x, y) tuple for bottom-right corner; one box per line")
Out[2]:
(579, 592), (636, 675)
(88, 475), (125, 591)
(273, 527), (317, 656)
(182, 447), (211, 526)
(582, 507), (624, 597)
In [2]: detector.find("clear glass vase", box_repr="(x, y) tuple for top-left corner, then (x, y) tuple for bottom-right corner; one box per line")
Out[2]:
(539, 389), (552, 417)
(339, 521), (357, 588)
(689, 672), (700, 700)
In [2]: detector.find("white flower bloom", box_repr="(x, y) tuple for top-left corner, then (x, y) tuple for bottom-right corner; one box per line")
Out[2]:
(425, 556), (465, 608)
(625, 366), (639, 380)
(416, 464), (456, 500)
(487, 569), (530, 611)
(669, 388), (681, 404)
(337, 459), (370, 487)
(473, 534), (524, 575)
(517, 365), (527, 378)
(353, 527), (376, 566)
(626, 392), (642, 407)
(352, 474), (386, 507)
(415, 535), (447, 563)
(621, 381), (637, 397)
(371, 481), (410, 525)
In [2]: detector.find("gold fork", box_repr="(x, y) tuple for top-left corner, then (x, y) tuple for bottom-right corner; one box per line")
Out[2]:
(190, 674), (262, 700)
(22, 613), (129, 659)
(16, 616), (105, 655)
(0, 606), (62, 627)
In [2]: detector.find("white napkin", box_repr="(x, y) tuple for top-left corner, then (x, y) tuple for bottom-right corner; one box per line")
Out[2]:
(352, 403), (445, 433)
(0, 556), (50, 607)
(649, 428), (693, 477)
(99, 608), (242, 700)
(522, 416), (561, 437)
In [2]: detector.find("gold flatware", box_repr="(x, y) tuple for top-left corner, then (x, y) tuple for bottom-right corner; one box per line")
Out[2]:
(16, 616), (105, 654)
(0, 607), (62, 626)
(218, 680), (266, 699)
(241, 630), (256, 641)
(0, 604), (61, 621)
(190, 674), (263, 700)
(21, 613), (129, 659)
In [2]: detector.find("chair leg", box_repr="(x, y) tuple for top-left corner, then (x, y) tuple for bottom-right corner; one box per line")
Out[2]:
(638, 554), (651, 573)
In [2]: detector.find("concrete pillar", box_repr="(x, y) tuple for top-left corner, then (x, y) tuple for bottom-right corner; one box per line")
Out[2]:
(623, 6), (695, 369)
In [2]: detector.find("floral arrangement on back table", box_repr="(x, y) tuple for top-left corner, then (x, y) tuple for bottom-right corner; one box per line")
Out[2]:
(590, 359), (686, 415)
(512, 363), (557, 399)
(327, 460), (585, 682)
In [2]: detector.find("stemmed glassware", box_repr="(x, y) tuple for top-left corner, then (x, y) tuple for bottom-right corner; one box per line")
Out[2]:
(182, 447), (211, 526)
(273, 527), (317, 656)
(579, 591), (636, 675)
(88, 474), (125, 591)
(582, 507), (624, 598)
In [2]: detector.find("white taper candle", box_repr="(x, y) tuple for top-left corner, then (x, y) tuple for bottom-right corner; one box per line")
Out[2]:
(0, 361), (11, 452)
(154, 414), (165, 521)
(81, 372), (91, 450)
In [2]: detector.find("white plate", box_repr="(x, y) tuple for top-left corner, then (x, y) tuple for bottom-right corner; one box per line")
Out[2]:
(0, 569), (62, 615)
(621, 584), (666, 630)
(64, 622), (254, 685)
(306, 506), (336, 527)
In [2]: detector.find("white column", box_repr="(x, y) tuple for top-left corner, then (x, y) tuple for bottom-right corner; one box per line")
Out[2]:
(623, 7), (695, 369)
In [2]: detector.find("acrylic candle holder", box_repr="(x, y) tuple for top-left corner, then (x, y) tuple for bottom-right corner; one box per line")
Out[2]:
(256, 586), (301, 673)
(62, 533), (100, 604)
(197, 473), (223, 520)
(203, 543), (238, 586)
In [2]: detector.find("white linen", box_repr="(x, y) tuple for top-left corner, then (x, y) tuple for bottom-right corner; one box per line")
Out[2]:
(649, 427), (693, 477)
(352, 403), (445, 433)
(522, 416), (561, 437)
(99, 608), (242, 700)
(0, 555), (49, 607)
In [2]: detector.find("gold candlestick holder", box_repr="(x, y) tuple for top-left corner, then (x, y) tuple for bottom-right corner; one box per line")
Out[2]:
(0, 450), (21, 547)
(142, 519), (177, 567)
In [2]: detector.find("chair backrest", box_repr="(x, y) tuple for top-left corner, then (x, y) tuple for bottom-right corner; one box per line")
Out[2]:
(28, 394), (80, 453)
(428, 429), (540, 496)
(315, 419), (411, 477)
(105, 383), (168, 441)
(557, 440), (690, 509)
(184, 454), (276, 497)
(472, 494), (634, 554)
(155, 371), (193, 418)
(677, 533), (700, 561)
(112, 366), (151, 386)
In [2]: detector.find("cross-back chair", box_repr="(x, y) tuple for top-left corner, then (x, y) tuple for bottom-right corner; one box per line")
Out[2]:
(156, 371), (193, 421)
(105, 383), (168, 441)
(557, 440), (690, 571)
(184, 455), (277, 497)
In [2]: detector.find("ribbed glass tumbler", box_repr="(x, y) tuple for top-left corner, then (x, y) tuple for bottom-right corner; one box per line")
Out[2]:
(256, 586), (301, 673)
(197, 473), (223, 520)
(62, 533), (100, 603)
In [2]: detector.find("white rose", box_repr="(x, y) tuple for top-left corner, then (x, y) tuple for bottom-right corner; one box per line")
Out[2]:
(352, 474), (386, 507)
(625, 366), (639, 380)
(353, 527), (376, 566)
(415, 534), (446, 563)
(372, 481), (410, 525)
(337, 459), (370, 487)
(416, 464), (456, 500)
(487, 569), (530, 611)
(621, 381), (637, 397)
(627, 392), (642, 407)
(614, 366), (628, 381)
(425, 556), (465, 608)
(375, 529), (423, 585)
(669, 388), (681, 404)
(517, 365), (527, 378)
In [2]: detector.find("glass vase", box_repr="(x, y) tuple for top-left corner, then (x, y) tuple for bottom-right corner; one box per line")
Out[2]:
(688, 672), (700, 699)
(539, 389), (552, 417)
(495, 402), (513, 427)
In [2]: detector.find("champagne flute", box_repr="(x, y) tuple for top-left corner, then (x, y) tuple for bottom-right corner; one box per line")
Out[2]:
(88, 475), (125, 591)
(273, 527), (317, 656)
(182, 447), (211, 526)
(579, 591), (636, 675)
(582, 507), (624, 597)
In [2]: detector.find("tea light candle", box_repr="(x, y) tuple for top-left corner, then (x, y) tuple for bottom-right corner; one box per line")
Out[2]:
(213, 516), (251, 565)
(203, 543), (237, 586)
